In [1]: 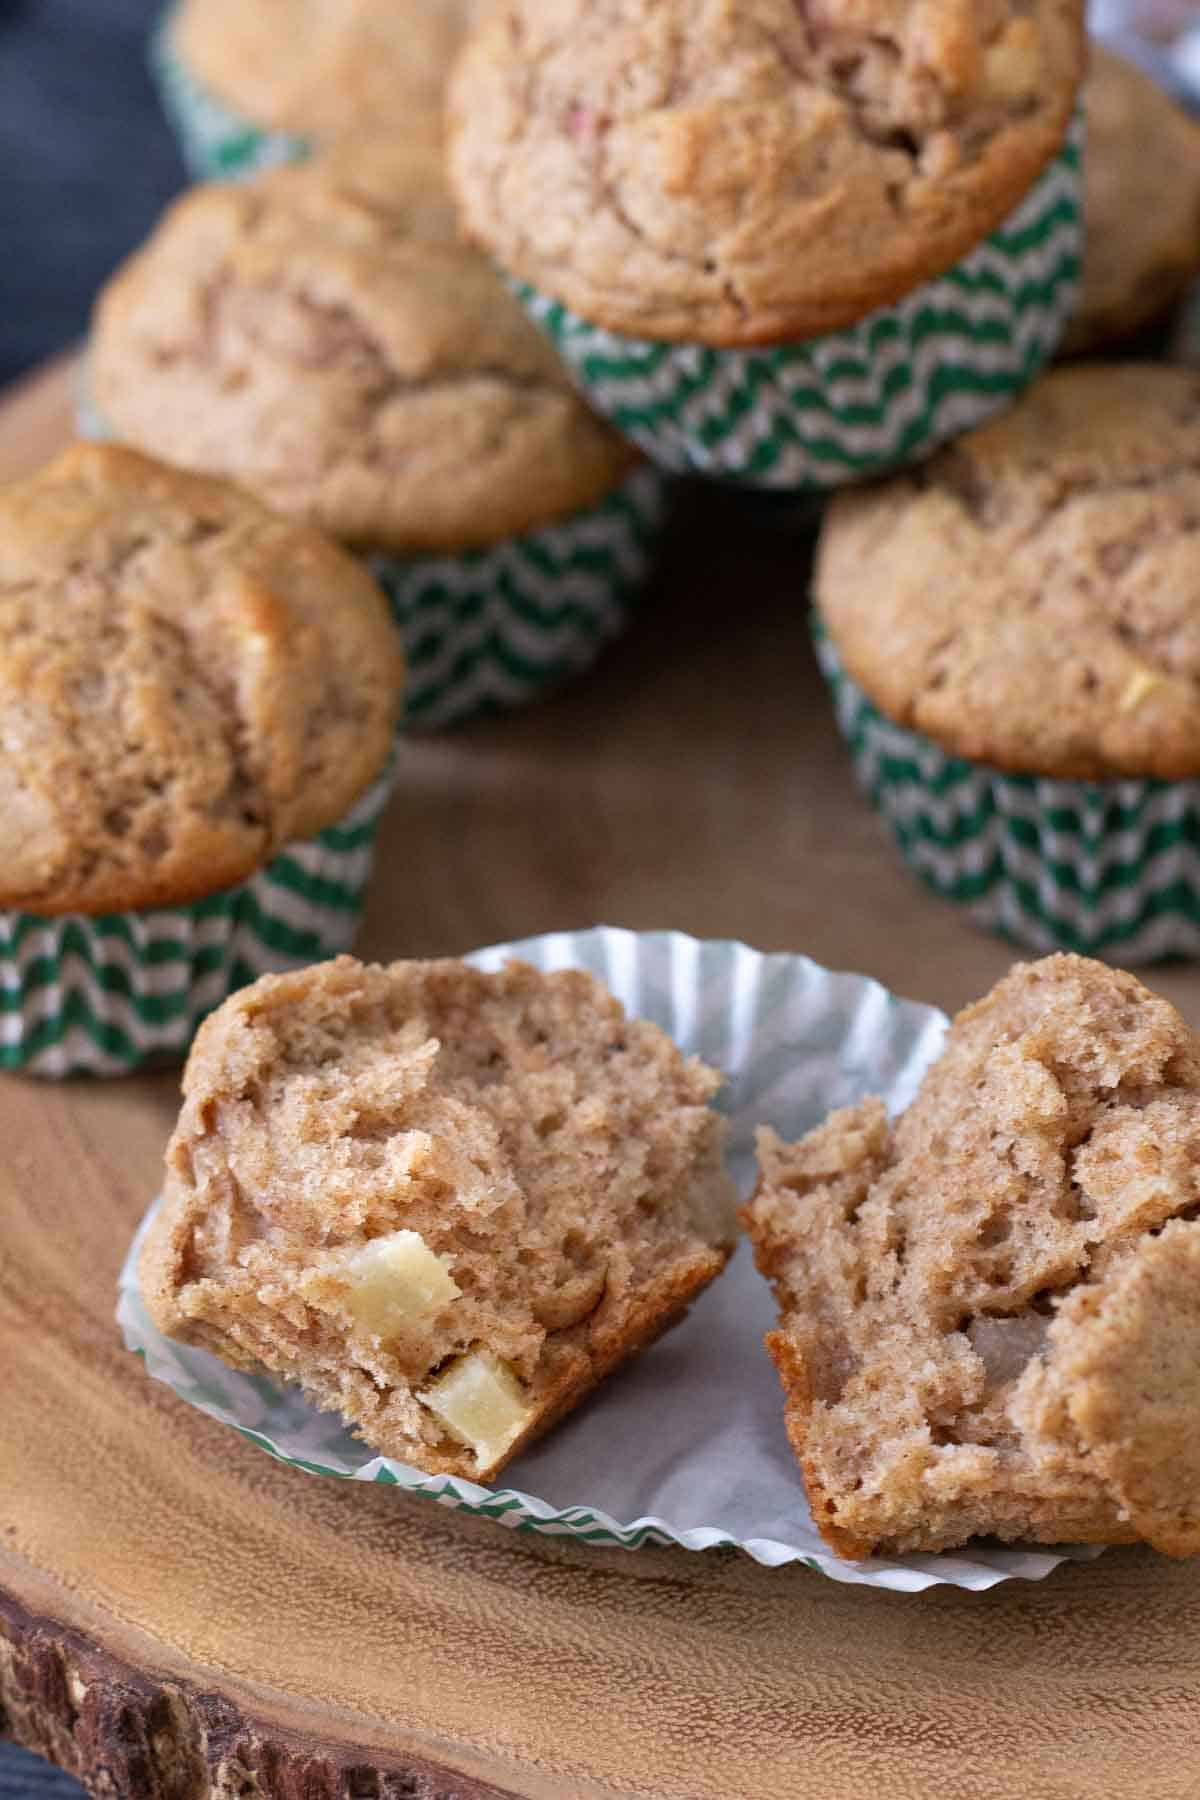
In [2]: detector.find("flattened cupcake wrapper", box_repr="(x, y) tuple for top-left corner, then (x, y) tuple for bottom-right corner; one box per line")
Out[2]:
(370, 466), (670, 729)
(150, 8), (311, 180)
(118, 925), (1104, 1592)
(517, 115), (1084, 490)
(1, 761), (394, 1078)
(816, 628), (1200, 964)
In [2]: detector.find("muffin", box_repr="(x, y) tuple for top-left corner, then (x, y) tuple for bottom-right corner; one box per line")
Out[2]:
(449, 0), (1086, 488)
(1061, 45), (1200, 356)
(87, 139), (666, 728)
(0, 442), (402, 1076)
(138, 954), (739, 1481)
(744, 954), (1200, 1559)
(154, 0), (472, 179)
(815, 362), (1200, 961)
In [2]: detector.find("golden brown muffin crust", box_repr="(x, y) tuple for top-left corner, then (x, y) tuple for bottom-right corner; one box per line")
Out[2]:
(140, 955), (737, 1481)
(744, 955), (1200, 1559)
(90, 139), (638, 554)
(817, 363), (1200, 779)
(1063, 46), (1200, 355)
(449, 0), (1085, 346)
(173, 0), (474, 140)
(0, 443), (401, 915)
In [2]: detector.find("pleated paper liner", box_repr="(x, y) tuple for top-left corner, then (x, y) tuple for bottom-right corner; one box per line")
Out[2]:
(816, 625), (1200, 963)
(516, 114), (1083, 490)
(118, 926), (1102, 1591)
(3, 760), (393, 1077)
(371, 466), (670, 728)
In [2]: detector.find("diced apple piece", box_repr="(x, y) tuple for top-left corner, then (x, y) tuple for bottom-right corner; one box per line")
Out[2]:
(419, 1349), (533, 1468)
(341, 1229), (460, 1337)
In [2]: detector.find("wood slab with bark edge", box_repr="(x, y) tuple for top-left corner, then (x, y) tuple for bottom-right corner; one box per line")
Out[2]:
(3, 359), (1200, 1800)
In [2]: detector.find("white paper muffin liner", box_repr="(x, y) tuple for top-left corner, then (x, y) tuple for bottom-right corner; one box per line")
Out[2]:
(118, 926), (1104, 1591)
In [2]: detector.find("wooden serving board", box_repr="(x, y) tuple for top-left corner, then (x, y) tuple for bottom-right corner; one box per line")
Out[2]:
(3, 360), (1200, 1800)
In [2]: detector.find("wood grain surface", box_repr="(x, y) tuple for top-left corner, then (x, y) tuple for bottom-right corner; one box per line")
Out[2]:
(3, 361), (1200, 1800)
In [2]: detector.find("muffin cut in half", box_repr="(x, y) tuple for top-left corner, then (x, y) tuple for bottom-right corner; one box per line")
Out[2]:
(744, 955), (1200, 1559)
(141, 956), (738, 1480)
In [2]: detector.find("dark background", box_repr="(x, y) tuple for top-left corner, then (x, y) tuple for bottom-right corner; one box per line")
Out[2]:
(0, 0), (185, 388)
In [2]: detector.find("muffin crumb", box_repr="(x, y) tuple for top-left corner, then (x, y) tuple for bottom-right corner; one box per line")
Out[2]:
(140, 955), (738, 1481)
(744, 954), (1200, 1558)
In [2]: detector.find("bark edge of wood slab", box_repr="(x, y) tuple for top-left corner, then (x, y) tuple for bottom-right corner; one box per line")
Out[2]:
(0, 1590), (514, 1800)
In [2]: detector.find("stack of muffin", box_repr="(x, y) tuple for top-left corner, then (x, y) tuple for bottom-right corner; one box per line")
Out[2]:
(807, 39), (1200, 965)
(4, 0), (666, 1074)
(10, 0), (1200, 1080)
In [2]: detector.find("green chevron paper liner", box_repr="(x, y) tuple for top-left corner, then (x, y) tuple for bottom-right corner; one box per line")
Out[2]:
(517, 115), (1083, 489)
(816, 629), (1200, 963)
(2, 761), (393, 1078)
(150, 7), (311, 180)
(119, 926), (1102, 1592)
(369, 466), (669, 728)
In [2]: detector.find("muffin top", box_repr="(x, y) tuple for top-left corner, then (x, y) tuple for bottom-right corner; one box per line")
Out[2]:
(172, 0), (474, 140)
(0, 443), (402, 916)
(90, 139), (638, 554)
(1062, 45), (1200, 355)
(449, 0), (1085, 347)
(817, 364), (1200, 780)
(746, 953), (1200, 1557)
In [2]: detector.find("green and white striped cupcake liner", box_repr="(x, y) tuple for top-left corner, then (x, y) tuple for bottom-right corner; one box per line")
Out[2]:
(369, 466), (669, 729)
(2, 761), (394, 1078)
(150, 7), (311, 180)
(518, 115), (1084, 490)
(817, 628), (1200, 964)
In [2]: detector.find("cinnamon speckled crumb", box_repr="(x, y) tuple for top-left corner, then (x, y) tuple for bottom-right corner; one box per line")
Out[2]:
(140, 955), (738, 1482)
(744, 954), (1200, 1558)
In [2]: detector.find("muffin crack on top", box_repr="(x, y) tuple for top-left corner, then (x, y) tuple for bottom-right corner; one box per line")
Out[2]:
(0, 443), (401, 915)
(449, 0), (1084, 343)
(744, 955), (1200, 1557)
(196, 272), (569, 445)
(90, 142), (637, 554)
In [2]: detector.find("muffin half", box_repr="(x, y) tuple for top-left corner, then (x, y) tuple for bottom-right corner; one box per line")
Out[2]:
(140, 955), (738, 1480)
(745, 954), (1200, 1558)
